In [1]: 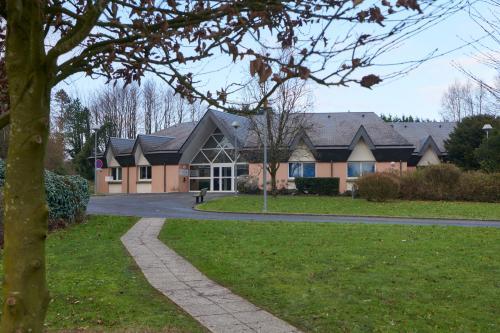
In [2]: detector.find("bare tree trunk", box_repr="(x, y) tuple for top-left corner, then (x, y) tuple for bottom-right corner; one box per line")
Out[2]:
(2, 1), (51, 331)
(268, 163), (279, 196)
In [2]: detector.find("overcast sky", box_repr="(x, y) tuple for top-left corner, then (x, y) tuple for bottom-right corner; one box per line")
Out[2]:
(59, 3), (496, 121)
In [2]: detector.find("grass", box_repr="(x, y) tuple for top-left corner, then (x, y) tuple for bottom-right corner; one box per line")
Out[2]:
(0, 215), (205, 332)
(198, 195), (500, 220)
(161, 219), (500, 333)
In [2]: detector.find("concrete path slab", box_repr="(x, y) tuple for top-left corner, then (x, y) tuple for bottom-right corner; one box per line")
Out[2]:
(121, 217), (302, 333)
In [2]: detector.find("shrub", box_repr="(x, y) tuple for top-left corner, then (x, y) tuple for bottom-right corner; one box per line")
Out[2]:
(399, 171), (426, 200)
(237, 175), (261, 194)
(457, 172), (500, 203)
(420, 164), (461, 200)
(45, 172), (90, 223)
(357, 173), (399, 202)
(0, 159), (90, 224)
(295, 177), (339, 196)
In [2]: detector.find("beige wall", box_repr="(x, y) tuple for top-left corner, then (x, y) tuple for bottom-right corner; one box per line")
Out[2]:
(134, 145), (150, 166)
(106, 149), (120, 167)
(108, 183), (122, 194)
(417, 147), (441, 166)
(137, 182), (152, 193)
(347, 139), (375, 161)
(289, 142), (315, 162)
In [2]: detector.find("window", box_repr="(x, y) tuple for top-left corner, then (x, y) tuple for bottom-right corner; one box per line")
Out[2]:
(189, 165), (211, 191)
(236, 164), (249, 177)
(288, 162), (315, 178)
(110, 167), (122, 181)
(347, 162), (375, 178)
(139, 166), (152, 180)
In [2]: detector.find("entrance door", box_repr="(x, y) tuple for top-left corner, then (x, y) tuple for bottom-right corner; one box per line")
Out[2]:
(212, 164), (233, 192)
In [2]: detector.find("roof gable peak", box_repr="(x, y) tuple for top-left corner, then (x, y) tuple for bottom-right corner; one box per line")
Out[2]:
(349, 125), (375, 150)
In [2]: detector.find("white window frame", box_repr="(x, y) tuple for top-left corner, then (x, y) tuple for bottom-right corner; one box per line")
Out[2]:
(138, 165), (152, 181)
(347, 161), (376, 179)
(110, 167), (122, 181)
(288, 162), (316, 179)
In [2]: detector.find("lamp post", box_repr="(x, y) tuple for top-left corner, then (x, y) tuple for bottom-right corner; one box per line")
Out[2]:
(93, 127), (100, 195)
(482, 124), (493, 141)
(231, 120), (241, 195)
(257, 107), (271, 213)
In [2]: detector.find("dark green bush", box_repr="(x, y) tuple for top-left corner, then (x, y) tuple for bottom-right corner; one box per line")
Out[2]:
(295, 177), (339, 195)
(0, 159), (89, 224)
(357, 173), (400, 202)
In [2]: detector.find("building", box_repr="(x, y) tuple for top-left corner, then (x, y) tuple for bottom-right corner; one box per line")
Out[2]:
(95, 109), (455, 194)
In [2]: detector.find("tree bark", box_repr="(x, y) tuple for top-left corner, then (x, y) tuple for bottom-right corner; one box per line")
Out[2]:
(268, 163), (279, 196)
(1, 1), (52, 331)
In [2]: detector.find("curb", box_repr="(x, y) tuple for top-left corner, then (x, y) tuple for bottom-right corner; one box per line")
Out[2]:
(192, 206), (500, 224)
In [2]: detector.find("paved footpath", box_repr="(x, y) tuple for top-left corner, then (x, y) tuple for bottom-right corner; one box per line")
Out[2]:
(121, 217), (302, 333)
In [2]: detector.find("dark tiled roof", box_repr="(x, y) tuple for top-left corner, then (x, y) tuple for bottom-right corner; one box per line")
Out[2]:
(110, 137), (134, 155)
(244, 112), (412, 148)
(209, 109), (252, 145)
(136, 134), (175, 153)
(103, 111), (453, 166)
(390, 122), (456, 154)
(305, 112), (412, 147)
(153, 122), (197, 150)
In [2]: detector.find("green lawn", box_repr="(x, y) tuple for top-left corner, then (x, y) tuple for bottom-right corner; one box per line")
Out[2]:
(161, 219), (500, 333)
(199, 195), (500, 220)
(1, 216), (205, 332)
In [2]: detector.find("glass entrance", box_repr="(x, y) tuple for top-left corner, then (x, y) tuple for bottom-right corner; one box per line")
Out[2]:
(189, 127), (249, 192)
(212, 164), (233, 192)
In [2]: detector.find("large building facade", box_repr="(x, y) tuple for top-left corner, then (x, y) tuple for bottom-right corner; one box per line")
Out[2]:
(95, 110), (455, 194)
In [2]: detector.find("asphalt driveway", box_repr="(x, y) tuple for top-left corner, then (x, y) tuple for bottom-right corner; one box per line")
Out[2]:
(87, 193), (500, 227)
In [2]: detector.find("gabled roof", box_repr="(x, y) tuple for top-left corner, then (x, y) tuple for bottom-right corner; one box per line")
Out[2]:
(418, 135), (441, 156)
(134, 134), (175, 154)
(153, 122), (197, 151)
(390, 122), (456, 154)
(206, 109), (252, 147)
(349, 125), (376, 150)
(302, 112), (412, 147)
(180, 109), (251, 152)
(109, 137), (135, 155)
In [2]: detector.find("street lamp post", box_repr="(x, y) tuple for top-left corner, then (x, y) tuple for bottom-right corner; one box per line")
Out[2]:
(93, 127), (100, 194)
(231, 121), (240, 195)
(482, 124), (493, 141)
(257, 106), (271, 213)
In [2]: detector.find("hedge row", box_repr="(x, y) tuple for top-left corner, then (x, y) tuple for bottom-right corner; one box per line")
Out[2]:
(0, 160), (90, 223)
(357, 164), (500, 202)
(295, 177), (340, 196)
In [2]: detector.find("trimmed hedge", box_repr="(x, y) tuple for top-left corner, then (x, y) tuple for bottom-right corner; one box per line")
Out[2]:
(295, 177), (340, 196)
(357, 173), (399, 202)
(0, 160), (90, 223)
(358, 164), (499, 203)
